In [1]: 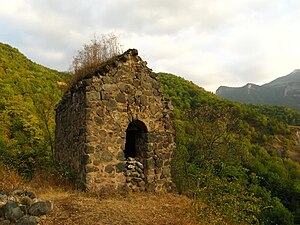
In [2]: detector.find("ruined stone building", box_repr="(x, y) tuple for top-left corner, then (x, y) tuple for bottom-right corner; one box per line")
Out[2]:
(55, 49), (175, 192)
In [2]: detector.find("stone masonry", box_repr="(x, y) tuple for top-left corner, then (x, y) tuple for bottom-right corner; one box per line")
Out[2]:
(55, 49), (175, 192)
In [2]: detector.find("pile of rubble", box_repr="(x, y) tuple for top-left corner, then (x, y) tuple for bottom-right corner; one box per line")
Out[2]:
(124, 157), (146, 191)
(0, 189), (53, 225)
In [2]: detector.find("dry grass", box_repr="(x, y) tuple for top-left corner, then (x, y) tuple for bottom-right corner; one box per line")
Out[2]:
(288, 147), (300, 163)
(0, 164), (200, 224)
(37, 190), (199, 225)
(287, 127), (300, 162)
(0, 163), (28, 193)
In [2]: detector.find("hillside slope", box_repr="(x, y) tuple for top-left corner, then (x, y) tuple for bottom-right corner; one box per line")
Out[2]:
(0, 42), (67, 177)
(158, 72), (300, 224)
(216, 70), (300, 111)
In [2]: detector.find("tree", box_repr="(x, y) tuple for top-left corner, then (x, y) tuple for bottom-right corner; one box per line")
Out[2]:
(184, 105), (247, 166)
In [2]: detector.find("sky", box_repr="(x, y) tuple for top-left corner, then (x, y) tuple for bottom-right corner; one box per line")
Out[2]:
(0, 0), (300, 92)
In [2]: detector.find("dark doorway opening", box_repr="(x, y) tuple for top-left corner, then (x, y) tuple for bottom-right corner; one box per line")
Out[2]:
(124, 120), (147, 158)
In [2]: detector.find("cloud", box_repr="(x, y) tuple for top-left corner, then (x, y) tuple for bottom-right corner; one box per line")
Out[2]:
(0, 0), (299, 92)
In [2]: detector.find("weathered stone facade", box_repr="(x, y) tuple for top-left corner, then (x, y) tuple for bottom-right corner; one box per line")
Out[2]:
(55, 49), (175, 192)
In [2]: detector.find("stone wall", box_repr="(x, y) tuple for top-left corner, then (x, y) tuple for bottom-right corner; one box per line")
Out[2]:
(55, 49), (175, 192)
(55, 79), (87, 181)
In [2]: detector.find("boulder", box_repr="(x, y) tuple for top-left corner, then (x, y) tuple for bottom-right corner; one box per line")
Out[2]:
(28, 201), (53, 216)
(16, 215), (39, 225)
(0, 219), (10, 225)
(4, 200), (24, 222)
(0, 194), (7, 207)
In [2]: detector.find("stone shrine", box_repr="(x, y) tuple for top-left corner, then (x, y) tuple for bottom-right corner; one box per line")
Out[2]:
(55, 49), (175, 192)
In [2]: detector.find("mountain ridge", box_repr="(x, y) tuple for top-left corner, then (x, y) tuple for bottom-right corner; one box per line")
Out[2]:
(216, 70), (300, 111)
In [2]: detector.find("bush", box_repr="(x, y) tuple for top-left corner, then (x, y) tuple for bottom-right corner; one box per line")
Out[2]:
(69, 33), (123, 86)
(258, 197), (294, 225)
(0, 162), (26, 193)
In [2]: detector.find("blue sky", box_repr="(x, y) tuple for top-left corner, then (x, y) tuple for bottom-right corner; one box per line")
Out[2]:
(1, 0), (299, 92)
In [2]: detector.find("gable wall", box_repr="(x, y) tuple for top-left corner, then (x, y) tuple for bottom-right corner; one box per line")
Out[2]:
(55, 50), (175, 192)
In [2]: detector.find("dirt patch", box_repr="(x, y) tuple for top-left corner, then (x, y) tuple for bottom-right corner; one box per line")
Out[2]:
(38, 191), (198, 225)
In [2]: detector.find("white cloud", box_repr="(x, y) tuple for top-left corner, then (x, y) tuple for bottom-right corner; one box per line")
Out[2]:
(0, 0), (299, 92)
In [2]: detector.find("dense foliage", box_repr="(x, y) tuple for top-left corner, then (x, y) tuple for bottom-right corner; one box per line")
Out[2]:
(248, 104), (300, 126)
(0, 43), (67, 178)
(158, 72), (300, 224)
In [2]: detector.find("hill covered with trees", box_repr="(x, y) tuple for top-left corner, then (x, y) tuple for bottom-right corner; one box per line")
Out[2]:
(0, 42), (67, 178)
(158, 72), (300, 224)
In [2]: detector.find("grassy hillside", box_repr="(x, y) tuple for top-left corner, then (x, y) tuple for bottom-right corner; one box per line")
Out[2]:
(0, 43), (68, 178)
(158, 72), (300, 224)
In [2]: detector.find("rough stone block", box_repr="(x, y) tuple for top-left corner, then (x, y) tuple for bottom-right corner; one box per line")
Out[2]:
(116, 93), (126, 103)
(102, 84), (117, 92)
(86, 91), (100, 102)
(116, 163), (126, 173)
(81, 154), (91, 164)
(86, 165), (99, 173)
(107, 99), (117, 109)
(155, 159), (163, 168)
(105, 165), (115, 174)
(99, 150), (113, 162)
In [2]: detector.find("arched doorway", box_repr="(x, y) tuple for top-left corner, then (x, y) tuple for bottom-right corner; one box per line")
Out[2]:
(124, 120), (147, 158)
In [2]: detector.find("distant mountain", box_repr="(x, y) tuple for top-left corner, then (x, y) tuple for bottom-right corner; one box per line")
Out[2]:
(216, 70), (300, 111)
